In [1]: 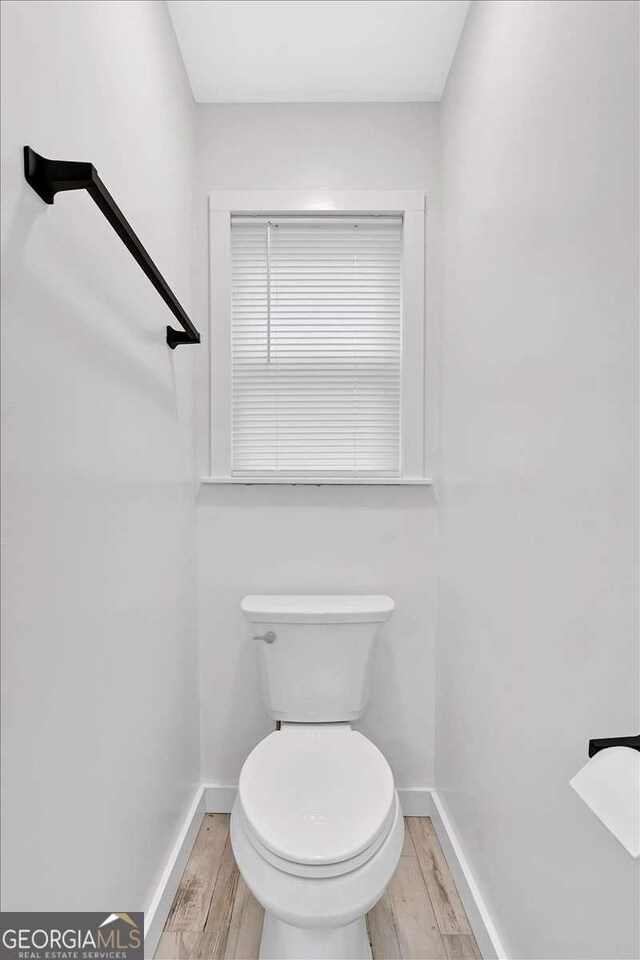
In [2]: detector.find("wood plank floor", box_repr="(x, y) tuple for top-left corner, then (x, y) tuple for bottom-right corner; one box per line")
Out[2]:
(156, 815), (482, 960)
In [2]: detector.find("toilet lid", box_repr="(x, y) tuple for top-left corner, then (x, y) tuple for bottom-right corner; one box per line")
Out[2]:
(238, 725), (395, 866)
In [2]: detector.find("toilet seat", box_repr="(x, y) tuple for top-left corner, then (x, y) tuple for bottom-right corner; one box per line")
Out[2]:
(238, 724), (395, 878)
(241, 798), (399, 879)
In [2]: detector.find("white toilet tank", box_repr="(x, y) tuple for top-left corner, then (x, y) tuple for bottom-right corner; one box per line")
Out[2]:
(241, 595), (394, 722)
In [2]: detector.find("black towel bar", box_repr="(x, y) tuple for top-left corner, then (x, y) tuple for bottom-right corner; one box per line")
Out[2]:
(588, 734), (640, 758)
(23, 146), (200, 349)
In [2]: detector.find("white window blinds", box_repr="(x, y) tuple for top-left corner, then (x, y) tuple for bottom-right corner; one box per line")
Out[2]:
(231, 215), (402, 476)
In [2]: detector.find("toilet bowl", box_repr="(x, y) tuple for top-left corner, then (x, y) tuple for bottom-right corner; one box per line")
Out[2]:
(234, 595), (401, 960)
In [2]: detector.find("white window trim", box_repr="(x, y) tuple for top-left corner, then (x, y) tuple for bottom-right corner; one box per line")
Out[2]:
(205, 190), (432, 485)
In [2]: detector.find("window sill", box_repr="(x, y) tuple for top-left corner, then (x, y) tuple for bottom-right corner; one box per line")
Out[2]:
(200, 476), (434, 486)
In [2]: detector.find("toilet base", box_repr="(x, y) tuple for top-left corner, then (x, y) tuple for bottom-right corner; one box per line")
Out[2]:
(259, 912), (372, 960)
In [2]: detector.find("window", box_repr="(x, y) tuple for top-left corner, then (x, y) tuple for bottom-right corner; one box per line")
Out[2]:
(208, 191), (428, 484)
(231, 215), (402, 476)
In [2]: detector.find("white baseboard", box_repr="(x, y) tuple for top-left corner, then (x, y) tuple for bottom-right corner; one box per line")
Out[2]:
(430, 790), (508, 960)
(398, 787), (433, 816)
(151, 784), (505, 960)
(144, 785), (206, 959)
(203, 783), (434, 817)
(204, 783), (238, 813)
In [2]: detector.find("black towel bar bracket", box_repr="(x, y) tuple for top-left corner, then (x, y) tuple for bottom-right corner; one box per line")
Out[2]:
(588, 734), (640, 758)
(23, 146), (200, 349)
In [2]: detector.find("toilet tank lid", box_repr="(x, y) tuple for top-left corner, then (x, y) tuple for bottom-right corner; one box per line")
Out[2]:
(241, 595), (395, 623)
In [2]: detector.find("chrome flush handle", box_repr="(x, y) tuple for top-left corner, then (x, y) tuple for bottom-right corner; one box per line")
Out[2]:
(254, 630), (277, 644)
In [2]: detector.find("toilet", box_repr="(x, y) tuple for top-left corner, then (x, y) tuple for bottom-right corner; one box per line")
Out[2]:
(231, 595), (404, 960)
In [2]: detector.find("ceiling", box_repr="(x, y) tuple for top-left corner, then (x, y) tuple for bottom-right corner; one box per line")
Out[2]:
(167, 1), (471, 103)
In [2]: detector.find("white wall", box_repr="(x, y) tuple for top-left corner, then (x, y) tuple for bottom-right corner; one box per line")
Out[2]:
(0, 0), (200, 914)
(195, 104), (441, 789)
(436, 2), (639, 958)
